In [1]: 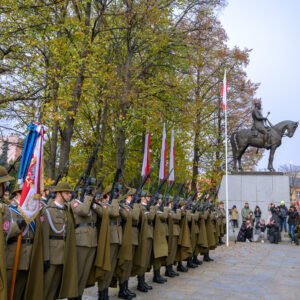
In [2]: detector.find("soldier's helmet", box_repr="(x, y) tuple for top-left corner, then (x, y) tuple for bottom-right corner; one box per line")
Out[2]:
(0, 166), (14, 184)
(12, 184), (22, 196)
(52, 182), (73, 193)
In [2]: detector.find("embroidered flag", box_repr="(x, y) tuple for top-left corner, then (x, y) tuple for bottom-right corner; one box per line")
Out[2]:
(169, 129), (175, 183)
(159, 124), (167, 180)
(18, 123), (45, 223)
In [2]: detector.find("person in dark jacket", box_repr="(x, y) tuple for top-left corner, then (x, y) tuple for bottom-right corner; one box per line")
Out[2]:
(266, 206), (281, 243)
(288, 206), (299, 243)
(254, 206), (262, 225)
(279, 201), (288, 232)
(237, 219), (253, 242)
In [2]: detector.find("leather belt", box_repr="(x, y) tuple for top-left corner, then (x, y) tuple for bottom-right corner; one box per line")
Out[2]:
(7, 238), (33, 245)
(50, 236), (66, 240)
(132, 224), (139, 228)
(173, 220), (180, 224)
(110, 220), (121, 226)
(161, 220), (167, 224)
(75, 223), (96, 229)
(148, 221), (153, 226)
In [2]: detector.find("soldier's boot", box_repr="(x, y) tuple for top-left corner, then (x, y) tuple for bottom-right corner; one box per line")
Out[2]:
(187, 257), (198, 268)
(98, 290), (105, 300)
(170, 264), (179, 276)
(165, 265), (176, 278)
(177, 261), (188, 272)
(137, 275), (148, 292)
(192, 256), (202, 265)
(125, 281), (136, 298)
(203, 253), (214, 262)
(143, 275), (153, 290)
(153, 269), (167, 284)
(105, 288), (110, 300)
(118, 282), (133, 300)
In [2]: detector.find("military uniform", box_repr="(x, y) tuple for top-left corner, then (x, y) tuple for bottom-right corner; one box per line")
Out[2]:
(94, 195), (121, 299)
(71, 195), (98, 297)
(165, 201), (181, 277)
(42, 182), (78, 300)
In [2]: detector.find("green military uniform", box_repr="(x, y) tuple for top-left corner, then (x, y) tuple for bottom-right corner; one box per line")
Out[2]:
(115, 188), (140, 298)
(165, 198), (181, 277)
(71, 195), (98, 297)
(93, 188), (121, 299)
(42, 182), (78, 300)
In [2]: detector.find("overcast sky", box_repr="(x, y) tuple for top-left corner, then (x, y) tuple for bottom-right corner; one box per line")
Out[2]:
(219, 0), (300, 170)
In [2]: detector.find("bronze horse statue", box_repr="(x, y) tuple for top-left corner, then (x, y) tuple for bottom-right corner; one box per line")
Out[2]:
(231, 120), (298, 172)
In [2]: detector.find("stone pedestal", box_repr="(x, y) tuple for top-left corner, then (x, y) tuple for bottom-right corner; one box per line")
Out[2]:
(218, 172), (290, 236)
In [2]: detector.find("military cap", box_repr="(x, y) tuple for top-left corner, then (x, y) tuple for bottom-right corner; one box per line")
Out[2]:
(12, 185), (22, 196)
(179, 199), (187, 207)
(0, 166), (14, 184)
(52, 182), (73, 193)
(168, 196), (174, 203)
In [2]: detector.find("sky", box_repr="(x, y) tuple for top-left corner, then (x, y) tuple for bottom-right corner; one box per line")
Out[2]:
(219, 0), (300, 170)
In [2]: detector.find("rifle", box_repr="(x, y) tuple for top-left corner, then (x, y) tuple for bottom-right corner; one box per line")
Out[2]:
(132, 170), (152, 205)
(160, 180), (176, 210)
(172, 181), (185, 211)
(186, 189), (198, 210)
(109, 168), (122, 204)
(78, 141), (100, 202)
(147, 168), (173, 209)
(7, 155), (21, 174)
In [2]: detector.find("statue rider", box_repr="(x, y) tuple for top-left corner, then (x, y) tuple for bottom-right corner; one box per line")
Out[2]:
(252, 102), (271, 148)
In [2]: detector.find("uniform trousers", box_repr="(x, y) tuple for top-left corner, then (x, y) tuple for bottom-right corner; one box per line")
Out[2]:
(98, 243), (120, 291)
(7, 269), (28, 300)
(77, 246), (96, 295)
(44, 264), (63, 300)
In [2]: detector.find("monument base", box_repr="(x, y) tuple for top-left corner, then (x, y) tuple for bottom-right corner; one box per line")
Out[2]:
(218, 172), (290, 237)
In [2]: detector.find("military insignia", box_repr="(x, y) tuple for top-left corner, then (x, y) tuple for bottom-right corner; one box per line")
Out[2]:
(3, 220), (10, 232)
(73, 202), (79, 208)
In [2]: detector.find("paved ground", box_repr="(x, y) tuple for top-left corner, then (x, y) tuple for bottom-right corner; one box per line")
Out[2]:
(82, 237), (300, 300)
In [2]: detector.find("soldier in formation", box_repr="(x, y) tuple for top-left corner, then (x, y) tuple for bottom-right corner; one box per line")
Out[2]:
(0, 164), (226, 300)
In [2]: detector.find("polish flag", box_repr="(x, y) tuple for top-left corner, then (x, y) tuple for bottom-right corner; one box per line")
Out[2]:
(221, 70), (228, 110)
(169, 129), (175, 183)
(141, 131), (151, 177)
(159, 124), (167, 180)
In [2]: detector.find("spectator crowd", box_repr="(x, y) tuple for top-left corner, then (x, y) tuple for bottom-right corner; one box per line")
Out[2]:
(230, 201), (300, 245)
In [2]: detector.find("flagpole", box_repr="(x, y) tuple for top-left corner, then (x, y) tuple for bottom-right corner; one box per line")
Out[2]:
(225, 100), (229, 247)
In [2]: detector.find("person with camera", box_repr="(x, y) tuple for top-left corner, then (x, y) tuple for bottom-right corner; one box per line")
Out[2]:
(253, 219), (266, 243)
(266, 207), (280, 244)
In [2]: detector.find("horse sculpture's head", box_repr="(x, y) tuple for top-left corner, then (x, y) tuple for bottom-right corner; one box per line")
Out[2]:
(286, 121), (299, 137)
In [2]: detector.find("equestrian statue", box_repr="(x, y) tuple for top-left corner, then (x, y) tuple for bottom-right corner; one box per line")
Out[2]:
(231, 102), (298, 172)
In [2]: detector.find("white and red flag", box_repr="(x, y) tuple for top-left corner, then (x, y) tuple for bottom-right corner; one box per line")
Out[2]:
(141, 131), (151, 177)
(18, 123), (45, 223)
(159, 123), (167, 180)
(169, 129), (175, 183)
(221, 70), (228, 110)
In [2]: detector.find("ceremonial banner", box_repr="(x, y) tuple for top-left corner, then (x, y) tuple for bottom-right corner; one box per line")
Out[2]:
(18, 123), (45, 223)
(169, 129), (175, 183)
(221, 70), (228, 110)
(159, 123), (167, 180)
(141, 131), (151, 177)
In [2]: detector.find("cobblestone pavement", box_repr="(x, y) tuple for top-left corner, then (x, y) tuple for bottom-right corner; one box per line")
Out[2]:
(82, 239), (300, 300)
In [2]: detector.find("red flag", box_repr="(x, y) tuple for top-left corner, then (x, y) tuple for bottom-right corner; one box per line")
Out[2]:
(141, 131), (151, 177)
(159, 124), (167, 180)
(221, 70), (228, 110)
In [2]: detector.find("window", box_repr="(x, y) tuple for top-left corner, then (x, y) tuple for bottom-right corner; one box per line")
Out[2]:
(296, 191), (300, 200)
